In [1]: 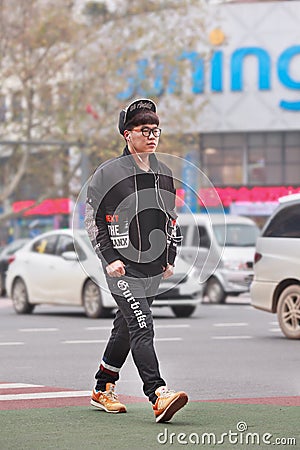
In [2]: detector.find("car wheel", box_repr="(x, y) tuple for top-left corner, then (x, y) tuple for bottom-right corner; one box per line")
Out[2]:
(277, 284), (300, 339)
(171, 305), (196, 318)
(83, 279), (111, 318)
(12, 278), (35, 314)
(205, 278), (226, 304)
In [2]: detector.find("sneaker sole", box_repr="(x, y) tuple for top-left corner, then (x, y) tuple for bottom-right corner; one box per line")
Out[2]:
(155, 393), (188, 423)
(90, 399), (127, 413)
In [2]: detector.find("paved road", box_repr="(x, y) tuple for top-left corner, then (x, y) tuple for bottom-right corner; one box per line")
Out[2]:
(0, 295), (298, 401)
(1, 295), (299, 450)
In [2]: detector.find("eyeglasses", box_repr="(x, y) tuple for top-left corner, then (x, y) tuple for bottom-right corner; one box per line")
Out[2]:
(132, 127), (162, 138)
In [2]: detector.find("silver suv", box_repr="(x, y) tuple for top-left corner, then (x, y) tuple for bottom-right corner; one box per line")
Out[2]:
(251, 194), (300, 339)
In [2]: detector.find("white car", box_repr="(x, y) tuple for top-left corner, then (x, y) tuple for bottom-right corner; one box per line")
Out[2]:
(6, 229), (202, 318)
(251, 194), (300, 339)
(177, 214), (260, 303)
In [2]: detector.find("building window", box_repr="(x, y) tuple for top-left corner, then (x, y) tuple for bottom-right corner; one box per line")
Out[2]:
(201, 133), (244, 185)
(200, 131), (300, 188)
(285, 132), (300, 184)
(247, 132), (283, 185)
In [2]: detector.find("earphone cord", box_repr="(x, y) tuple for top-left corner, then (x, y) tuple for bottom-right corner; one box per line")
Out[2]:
(129, 141), (183, 243)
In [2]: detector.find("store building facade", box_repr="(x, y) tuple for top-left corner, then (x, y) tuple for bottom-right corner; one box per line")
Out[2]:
(1, 0), (300, 241)
(196, 1), (300, 222)
(117, 1), (300, 223)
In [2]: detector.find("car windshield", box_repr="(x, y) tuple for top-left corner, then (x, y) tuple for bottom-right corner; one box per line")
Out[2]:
(213, 224), (260, 247)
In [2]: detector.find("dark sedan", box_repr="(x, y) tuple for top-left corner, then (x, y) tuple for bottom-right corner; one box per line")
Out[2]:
(0, 239), (30, 295)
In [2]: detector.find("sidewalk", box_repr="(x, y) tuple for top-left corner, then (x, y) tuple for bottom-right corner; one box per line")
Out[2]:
(1, 400), (298, 449)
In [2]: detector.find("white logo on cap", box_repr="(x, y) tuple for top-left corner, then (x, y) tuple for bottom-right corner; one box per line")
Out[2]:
(129, 101), (154, 112)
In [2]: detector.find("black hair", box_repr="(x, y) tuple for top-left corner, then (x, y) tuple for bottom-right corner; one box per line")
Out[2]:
(124, 110), (159, 131)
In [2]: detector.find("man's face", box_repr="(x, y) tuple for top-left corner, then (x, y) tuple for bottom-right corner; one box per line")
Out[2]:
(127, 124), (161, 154)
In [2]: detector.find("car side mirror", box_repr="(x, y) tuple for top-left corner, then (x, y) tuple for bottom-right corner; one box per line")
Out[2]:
(61, 251), (78, 261)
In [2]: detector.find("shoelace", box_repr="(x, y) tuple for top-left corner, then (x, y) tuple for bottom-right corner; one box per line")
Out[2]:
(158, 389), (175, 399)
(105, 388), (119, 402)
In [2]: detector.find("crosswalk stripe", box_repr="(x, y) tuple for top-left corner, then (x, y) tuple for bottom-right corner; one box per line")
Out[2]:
(0, 383), (44, 389)
(0, 391), (90, 401)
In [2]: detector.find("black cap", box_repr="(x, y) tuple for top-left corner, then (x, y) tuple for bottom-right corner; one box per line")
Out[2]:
(118, 98), (157, 135)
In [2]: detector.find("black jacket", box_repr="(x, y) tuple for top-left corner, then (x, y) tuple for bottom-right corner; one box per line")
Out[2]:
(85, 147), (179, 269)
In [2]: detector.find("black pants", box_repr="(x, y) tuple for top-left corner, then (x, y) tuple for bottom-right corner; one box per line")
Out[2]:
(95, 265), (166, 404)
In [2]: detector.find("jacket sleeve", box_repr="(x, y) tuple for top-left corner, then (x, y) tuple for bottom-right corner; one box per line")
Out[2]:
(85, 168), (120, 266)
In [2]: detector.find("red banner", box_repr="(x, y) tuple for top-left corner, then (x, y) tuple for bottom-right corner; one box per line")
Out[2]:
(13, 198), (70, 216)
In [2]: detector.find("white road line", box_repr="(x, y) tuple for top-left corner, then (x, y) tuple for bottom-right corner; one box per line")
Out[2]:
(64, 337), (182, 344)
(155, 324), (190, 329)
(213, 323), (248, 327)
(0, 391), (90, 401)
(63, 340), (107, 344)
(212, 336), (253, 340)
(0, 342), (24, 346)
(269, 328), (282, 333)
(85, 327), (112, 331)
(0, 383), (44, 389)
(155, 337), (183, 342)
(86, 325), (190, 331)
(270, 321), (279, 326)
(19, 328), (58, 332)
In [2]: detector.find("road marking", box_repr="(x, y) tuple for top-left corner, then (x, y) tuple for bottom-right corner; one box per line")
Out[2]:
(213, 323), (248, 327)
(19, 328), (58, 332)
(63, 337), (182, 344)
(269, 328), (282, 333)
(155, 337), (183, 342)
(0, 391), (90, 401)
(85, 326), (113, 331)
(270, 321), (279, 326)
(155, 324), (190, 329)
(85, 325), (190, 331)
(212, 336), (253, 340)
(63, 340), (107, 344)
(0, 383), (44, 389)
(0, 342), (24, 346)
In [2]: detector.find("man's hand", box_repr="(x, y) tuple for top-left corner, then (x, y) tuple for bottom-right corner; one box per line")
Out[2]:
(106, 260), (126, 277)
(162, 263), (174, 280)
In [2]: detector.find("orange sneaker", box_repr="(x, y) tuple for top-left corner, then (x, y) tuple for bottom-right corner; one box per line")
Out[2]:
(153, 386), (188, 423)
(90, 383), (127, 413)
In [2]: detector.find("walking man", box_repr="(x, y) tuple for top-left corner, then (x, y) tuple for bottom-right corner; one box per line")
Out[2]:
(85, 98), (188, 423)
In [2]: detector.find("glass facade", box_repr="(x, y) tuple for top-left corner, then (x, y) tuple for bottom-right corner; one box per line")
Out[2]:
(200, 131), (300, 187)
